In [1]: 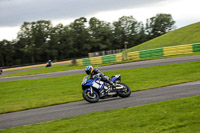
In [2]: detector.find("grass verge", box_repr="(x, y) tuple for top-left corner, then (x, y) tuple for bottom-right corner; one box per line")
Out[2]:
(0, 61), (200, 114)
(1, 52), (199, 78)
(1, 96), (200, 133)
(125, 22), (200, 52)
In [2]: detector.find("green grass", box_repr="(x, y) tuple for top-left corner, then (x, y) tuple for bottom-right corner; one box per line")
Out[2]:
(125, 22), (200, 53)
(0, 61), (200, 114)
(1, 52), (199, 78)
(1, 96), (199, 133)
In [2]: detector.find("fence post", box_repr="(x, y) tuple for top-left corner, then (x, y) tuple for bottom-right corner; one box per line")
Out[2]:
(122, 53), (127, 61)
(72, 58), (76, 66)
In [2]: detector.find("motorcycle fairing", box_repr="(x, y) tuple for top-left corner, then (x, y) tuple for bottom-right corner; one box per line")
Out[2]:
(111, 74), (121, 82)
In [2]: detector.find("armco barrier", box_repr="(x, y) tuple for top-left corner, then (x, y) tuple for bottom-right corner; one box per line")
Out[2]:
(140, 50), (151, 59)
(90, 57), (102, 65)
(127, 51), (140, 60)
(176, 44), (193, 54)
(193, 43), (200, 52)
(82, 58), (90, 66)
(102, 55), (116, 64)
(163, 44), (193, 56)
(76, 43), (199, 66)
(76, 59), (83, 66)
(163, 46), (177, 56)
(116, 53), (123, 62)
(150, 48), (163, 58)
(140, 48), (163, 59)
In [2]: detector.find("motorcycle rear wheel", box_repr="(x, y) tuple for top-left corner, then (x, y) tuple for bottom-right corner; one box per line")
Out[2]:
(117, 83), (131, 98)
(82, 89), (99, 103)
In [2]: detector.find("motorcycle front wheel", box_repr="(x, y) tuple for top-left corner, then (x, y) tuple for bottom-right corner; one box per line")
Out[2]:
(82, 89), (99, 103)
(117, 83), (131, 98)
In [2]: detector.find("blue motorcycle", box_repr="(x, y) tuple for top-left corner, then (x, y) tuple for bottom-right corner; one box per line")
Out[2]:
(81, 74), (131, 103)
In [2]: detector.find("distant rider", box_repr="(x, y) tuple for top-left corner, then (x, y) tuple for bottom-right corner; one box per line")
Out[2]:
(85, 65), (116, 88)
(46, 60), (52, 67)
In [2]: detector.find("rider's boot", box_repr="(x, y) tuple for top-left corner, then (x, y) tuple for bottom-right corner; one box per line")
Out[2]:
(108, 81), (116, 89)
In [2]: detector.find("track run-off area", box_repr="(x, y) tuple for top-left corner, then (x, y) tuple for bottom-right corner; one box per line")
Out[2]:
(0, 55), (199, 129)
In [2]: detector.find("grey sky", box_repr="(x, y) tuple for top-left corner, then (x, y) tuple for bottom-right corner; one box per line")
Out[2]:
(0, 0), (200, 40)
(0, 0), (162, 27)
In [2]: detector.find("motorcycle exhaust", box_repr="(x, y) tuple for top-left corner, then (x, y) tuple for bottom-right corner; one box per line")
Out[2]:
(108, 92), (117, 95)
(116, 86), (124, 89)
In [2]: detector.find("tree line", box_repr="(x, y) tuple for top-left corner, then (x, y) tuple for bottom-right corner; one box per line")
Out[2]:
(0, 13), (175, 67)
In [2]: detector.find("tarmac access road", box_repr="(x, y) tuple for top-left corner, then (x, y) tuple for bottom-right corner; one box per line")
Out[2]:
(0, 55), (200, 82)
(0, 81), (200, 129)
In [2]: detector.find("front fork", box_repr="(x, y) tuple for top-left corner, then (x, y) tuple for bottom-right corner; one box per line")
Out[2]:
(90, 87), (93, 94)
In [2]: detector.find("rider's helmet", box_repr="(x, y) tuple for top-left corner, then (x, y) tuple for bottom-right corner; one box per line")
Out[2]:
(85, 65), (94, 75)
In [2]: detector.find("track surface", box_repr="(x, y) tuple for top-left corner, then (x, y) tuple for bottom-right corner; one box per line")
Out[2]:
(0, 81), (200, 129)
(0, 55), (200, 82)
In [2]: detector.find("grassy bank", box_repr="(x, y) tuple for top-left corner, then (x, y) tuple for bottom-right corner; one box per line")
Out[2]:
(125, 22), (200, 52)
(1, 96), (199, 133)
(0, 61), (199, 114)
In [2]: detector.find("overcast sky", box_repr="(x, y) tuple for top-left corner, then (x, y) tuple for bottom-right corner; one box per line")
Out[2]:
(0, 0), (200, 41)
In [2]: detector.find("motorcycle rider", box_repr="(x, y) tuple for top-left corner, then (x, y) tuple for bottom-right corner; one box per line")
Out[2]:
(46, 60), (52, 68)
(85, 65), (116, 88)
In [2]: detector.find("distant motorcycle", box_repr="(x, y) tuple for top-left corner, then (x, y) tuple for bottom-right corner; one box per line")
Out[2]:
(81, 74), (131, 103)
(46, 60), (52, 68)
(46, 63), (51, 68)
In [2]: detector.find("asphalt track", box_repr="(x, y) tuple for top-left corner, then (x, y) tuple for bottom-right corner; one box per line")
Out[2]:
(0, 81), (200, 129)
(0, 55), (200, 82)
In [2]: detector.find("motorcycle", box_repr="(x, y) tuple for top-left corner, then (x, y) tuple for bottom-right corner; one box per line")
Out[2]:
(81, 74), (131, 103)
(46, 63), (51, 68)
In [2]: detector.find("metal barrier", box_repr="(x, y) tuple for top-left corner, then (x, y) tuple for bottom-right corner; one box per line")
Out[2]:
(76, 43), (200, 66)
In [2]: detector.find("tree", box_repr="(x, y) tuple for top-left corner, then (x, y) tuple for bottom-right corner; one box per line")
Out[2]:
(17, 20), (52, 63)
(136, 22), (148, 45)
(59, 25), (75, 59)
(0, 40), (15, 67)
(112, 16), (140, 49)
(45, 23), (64, 60)
(0, 40), (6, 67)
(69, 17), (90, 57)
(146, 13), (175, 39)
(88, 17), (112, 51)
